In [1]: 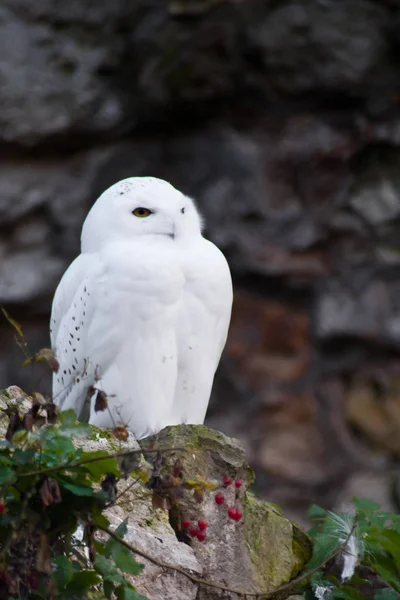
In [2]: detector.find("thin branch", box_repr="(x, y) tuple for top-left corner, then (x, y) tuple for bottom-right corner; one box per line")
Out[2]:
(114, 476), (141, 505)
(19, 447), (183, 478)
(95, 519), (356, 598)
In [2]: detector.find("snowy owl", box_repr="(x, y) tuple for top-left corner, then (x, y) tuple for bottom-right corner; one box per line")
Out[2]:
(50, 177), (232, 438)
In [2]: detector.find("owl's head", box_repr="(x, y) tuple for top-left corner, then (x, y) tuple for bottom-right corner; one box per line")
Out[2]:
(81, 177), (203, 252)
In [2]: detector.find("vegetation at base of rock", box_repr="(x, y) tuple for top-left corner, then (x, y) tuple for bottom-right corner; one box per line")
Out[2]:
(1, 385), (400, 599)
(0, 389), (254, 599)
(0, 404), (147, 600)
(305, 498), (400, 600)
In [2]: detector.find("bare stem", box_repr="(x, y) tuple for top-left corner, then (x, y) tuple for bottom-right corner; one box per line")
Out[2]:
(95, 519), (357, 598)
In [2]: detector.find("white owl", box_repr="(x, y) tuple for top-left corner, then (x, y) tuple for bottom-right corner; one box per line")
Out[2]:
(50, 177), (233, 438)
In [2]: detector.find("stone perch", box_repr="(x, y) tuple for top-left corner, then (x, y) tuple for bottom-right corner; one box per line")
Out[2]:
(0, 386), (311, 600)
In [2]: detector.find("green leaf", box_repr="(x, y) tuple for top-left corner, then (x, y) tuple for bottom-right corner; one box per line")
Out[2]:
(0, 441), (12, 449)
(60, 424), (91, 438)
(371, 530), (400, 571)
(59, 410), (78, 427)
(353, 498), (381, 513)
(308, 504), (328, 519)
(66, 570), (101, 592)
(94, 555), (117, 577)
(62, 482), (94, 496)
(115, 585), (149, 600)
(307, 534), (339, 570)
(90, 508), (110, 530)
(114, 518), (128, 539)
(13, 448), (35, 465)
(372, 560), (400, 592)
(0, 467), (16, 485)
(104, 519), (128, 557)
(52, 555), (74, 588)
(103, 572), (127, 585)
(103, 580), (116, 599)
(80, 452), (120, 480)
(333, 587), (366, 600)
(43, 435), (76, 458)
(114, 549), (144, 576)
(103, 569), (126, 585)
(12, 430), (28, 444)
(374, 591), (399, 600)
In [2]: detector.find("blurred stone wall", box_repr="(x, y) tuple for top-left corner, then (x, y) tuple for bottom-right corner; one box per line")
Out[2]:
(1, 0), (400, 523)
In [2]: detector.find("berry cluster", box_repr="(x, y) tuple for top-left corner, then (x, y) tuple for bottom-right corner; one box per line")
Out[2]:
(182, 518), (208, 542)
(181, 474), (244, 544)
(215, 475), (243, 522)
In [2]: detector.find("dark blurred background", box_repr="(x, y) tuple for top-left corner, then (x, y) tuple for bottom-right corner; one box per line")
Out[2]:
(1, 0), (400, 525)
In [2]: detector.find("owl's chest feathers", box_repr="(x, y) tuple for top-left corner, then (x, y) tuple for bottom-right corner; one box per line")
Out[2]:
(97, 240), (184, 310)
(97, 238), (218, 308)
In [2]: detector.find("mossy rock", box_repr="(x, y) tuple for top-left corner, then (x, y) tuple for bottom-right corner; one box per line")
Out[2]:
(0, 388), (311, 600)
(141, 424), (311, 599)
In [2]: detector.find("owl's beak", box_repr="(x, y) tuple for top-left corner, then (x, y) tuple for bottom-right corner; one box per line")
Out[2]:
(166, 219), (175, 239)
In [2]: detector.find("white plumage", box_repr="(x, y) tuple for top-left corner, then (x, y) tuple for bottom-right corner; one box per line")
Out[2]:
(50, 177), (232, 438)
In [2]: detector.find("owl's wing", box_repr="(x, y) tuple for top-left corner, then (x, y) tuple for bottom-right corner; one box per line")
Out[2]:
(174, 239), (233, 424)
(50, 253), (100, 418)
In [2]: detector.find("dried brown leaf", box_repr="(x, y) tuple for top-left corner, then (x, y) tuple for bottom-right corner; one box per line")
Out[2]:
(37, 348), (60, 373)
(112, 425), (129, 442)
(152, 493), (170, 511)
(23, 412), (34, 432)
(94, 390), (108, 412)
(40, 479), (61, 508)
(5, 412), (24, 442)
(45, 403), (57, 424)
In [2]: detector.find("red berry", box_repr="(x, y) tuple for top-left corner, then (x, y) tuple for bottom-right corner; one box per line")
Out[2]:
(0, 502), (5, 515)
(234, 509), (242, 521)
(227, 506), (237, 520)
(215, 492), (225, 505)
(182, 519), (191, 529)
(234, 480), (242, 489)
(223, 474), (232, 487)
(189, 528), (198, 537)
(228, 507), (243, 521)
(197, 519), (208, 531)
(197, 531), (206, 542)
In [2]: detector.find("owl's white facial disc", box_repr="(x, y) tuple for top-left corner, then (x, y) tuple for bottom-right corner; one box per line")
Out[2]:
(81, 177), (203, 253)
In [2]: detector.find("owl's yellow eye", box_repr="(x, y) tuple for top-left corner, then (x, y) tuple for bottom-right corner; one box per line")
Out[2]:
(132, 207), (152, 218)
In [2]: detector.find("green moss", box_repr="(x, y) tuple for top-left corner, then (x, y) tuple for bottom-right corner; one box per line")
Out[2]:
(141, 423), (255, 485)
(243, 493), (311, 591)
(86, 425), (118, 446)
(292, 525), (312, 577)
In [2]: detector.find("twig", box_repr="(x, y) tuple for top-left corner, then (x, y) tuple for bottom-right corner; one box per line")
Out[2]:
(95, 519), (357, 598)
(114, 476), (141, 504)
(19, 447), (183, 478)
